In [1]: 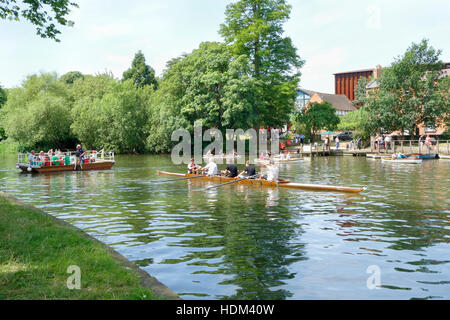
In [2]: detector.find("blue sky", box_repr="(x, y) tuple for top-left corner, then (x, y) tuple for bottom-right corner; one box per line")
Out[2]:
(1, 0), (449, 93)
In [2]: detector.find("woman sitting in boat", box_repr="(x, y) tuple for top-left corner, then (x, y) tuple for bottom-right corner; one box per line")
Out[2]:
(188, 158), (200, 174)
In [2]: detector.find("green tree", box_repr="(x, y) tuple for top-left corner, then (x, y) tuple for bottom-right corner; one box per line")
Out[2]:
(122, 51), (158, 89)
(70, 76), (151, 153)
(159, 42), (259, 132)
(0, 0), (78, 41)
(294, 102), (340, 140)
(0, 85), (7, 140)
(365, 39), (449, 135)
(0, 85), (6, 108)
(353, 76), (369, 109)
(337, 107), (371, 140)
(219, 0), (304, 127)
(60, 71), (84, 85)
(0, 73), (73, 150)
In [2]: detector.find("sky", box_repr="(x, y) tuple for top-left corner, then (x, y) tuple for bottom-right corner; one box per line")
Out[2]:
(1, 0), (449, 93)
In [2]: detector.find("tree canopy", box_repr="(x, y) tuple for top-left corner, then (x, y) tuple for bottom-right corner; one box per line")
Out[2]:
(0, 0), (78, 41)
(122, 51), (158, 89)
(219, 0), (304, 127)
(294, 101), (340, 140)
(365, 39), (449, 135)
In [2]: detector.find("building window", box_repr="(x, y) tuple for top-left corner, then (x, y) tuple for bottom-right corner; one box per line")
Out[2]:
(296, 91), (310, 110)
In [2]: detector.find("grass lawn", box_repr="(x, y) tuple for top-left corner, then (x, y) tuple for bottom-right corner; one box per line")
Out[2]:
(0, 194), (170, 300)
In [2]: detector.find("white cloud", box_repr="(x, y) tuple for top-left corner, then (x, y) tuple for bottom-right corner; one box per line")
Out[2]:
(300, 47), (349, 93)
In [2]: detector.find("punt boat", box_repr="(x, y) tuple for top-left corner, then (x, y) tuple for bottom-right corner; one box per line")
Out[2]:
(157, 171), (366, 193)
(16, 151), (115, 173)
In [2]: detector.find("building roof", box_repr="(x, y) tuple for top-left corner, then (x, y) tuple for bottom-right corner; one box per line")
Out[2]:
(298, 88), (316, 96)
(298, 88), (356, 111)
(314, 92), (357, 111)
(333, 68), (375, 75)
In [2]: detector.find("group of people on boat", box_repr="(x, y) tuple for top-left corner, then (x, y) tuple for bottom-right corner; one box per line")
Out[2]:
(25, 144), (93, 167)
(188, 157), (279, 182)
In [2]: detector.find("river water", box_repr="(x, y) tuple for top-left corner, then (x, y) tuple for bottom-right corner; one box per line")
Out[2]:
(0, 153), (449, 300)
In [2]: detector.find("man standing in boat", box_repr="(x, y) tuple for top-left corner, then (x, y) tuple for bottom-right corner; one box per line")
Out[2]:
(75, 144), (86, 170)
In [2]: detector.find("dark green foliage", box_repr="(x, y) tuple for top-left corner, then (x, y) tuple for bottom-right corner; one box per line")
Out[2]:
(294, 101), (340, 140)
(0, 0), (79, 41)
(60, 71), (84, 85)
(123, 51), (158, 89)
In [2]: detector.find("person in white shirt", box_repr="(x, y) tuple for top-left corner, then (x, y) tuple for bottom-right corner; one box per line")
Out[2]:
(265, 160), (279, 181)
(201, 158), (218, 176)
(285, 152), (291, 160)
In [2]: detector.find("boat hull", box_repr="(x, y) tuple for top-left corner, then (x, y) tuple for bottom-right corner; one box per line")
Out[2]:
(381, 158), (422, 164)
(156, 171), (365, 193)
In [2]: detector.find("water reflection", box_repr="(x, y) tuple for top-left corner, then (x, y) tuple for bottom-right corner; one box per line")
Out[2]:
(0, 154), (449, 299)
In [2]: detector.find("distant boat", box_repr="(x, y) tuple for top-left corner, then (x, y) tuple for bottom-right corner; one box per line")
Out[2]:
(381, 157), (423, 164)
(407, 153), (437, 160)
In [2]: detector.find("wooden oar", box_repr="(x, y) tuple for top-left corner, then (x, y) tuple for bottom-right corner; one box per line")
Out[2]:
(152, 175), (208, 183)
(203, 175), (257, 191)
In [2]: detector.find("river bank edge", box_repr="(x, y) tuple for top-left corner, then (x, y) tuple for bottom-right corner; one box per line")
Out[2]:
(0, 191), (180, 300)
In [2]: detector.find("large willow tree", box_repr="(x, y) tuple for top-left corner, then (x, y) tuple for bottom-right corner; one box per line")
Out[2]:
(219, 0), (304, 128)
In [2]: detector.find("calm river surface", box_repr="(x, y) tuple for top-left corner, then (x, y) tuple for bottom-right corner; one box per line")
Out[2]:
(1, 153), (449, 300)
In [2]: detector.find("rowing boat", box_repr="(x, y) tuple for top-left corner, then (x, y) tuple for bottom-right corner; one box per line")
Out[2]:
(156, 171), (366, 193)
(381, 157), (423, 164)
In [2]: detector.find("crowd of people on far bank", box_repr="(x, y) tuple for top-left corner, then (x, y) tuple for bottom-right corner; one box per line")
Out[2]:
(374, 134), (435, 151)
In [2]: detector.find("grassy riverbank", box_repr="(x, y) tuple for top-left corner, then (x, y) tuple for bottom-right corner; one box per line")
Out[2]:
(0, 194), (165, 300)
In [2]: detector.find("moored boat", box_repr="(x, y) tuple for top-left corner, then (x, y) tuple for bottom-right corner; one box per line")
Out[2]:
(156, 171), (366, 193)
(381, 157), (423, 164)
(407, 153), (437, 160)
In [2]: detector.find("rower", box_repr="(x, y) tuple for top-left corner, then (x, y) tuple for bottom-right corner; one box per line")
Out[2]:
(223, 158), (238, 178)
(279, 151), (285, 160)
(201, 158), (218, 176)
(285, 151), (291, 160)
(264, 160), (279, 182)
(188, 158), (200, 174)
(239, 161), (257, 179)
